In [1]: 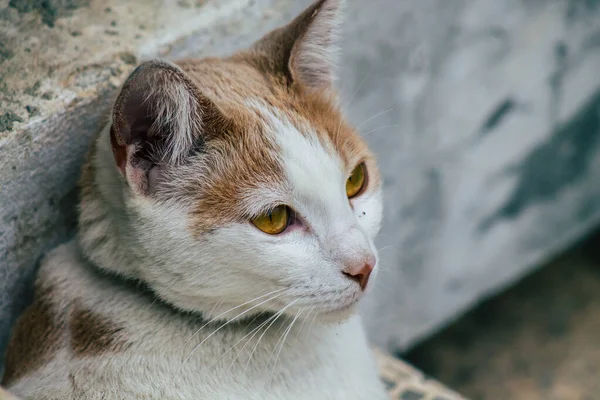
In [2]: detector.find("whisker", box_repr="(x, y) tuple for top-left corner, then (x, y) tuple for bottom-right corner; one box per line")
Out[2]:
(345, 70), (371, 109)
(183, 288), (286, 349)
(377, 244), (395, 253)
(269, 313), (295, 365)
(363, 125), (400, 137)
(296, 305), (316, 339)
(307, 306), (319, 335)
(183, 291), (286, 363)
(371, 279), (395, 296)
(243, 299), (299, 372)
(150, 279), (181, 306)
(274, 314), (291, 337)
(226, 314), (282, 372)
(269, 308), (302, 385)
(336, 69), (371, 142)
(208, 298), (225, 318)
(356, 107), (396, 129)
(215, 313), (277, 371)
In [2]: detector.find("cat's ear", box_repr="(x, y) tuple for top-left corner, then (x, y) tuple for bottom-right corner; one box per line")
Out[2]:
(252, 0), (344, 90)
(110, 60), (219, 194)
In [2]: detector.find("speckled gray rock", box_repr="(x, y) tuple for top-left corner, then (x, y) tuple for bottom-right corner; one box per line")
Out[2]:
(1, 0), (600, 372)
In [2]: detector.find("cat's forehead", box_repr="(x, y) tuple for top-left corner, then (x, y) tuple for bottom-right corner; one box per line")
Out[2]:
(177, 58), (275, 105)
(176, 58), (378, 233)
(178, 57), (372, 162)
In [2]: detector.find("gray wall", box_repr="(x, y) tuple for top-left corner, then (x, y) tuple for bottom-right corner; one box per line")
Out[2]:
(342, 0), (600, 349)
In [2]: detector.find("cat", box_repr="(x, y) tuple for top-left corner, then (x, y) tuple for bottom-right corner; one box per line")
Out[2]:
(1, 0), (387, 398)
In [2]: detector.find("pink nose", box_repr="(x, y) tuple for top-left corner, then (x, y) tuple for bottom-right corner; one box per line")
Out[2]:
(343, 258), (375, 291)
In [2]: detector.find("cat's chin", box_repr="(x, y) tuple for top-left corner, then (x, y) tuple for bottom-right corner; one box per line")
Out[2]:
(315, 302), (359, 324)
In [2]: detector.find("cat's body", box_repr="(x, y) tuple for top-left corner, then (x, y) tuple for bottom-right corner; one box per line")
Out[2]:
(4, 242), (383, 400)
(3, 0), (388, 398)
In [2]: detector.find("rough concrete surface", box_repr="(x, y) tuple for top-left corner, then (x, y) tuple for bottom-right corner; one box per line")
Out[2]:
(1, 0), (600, 371)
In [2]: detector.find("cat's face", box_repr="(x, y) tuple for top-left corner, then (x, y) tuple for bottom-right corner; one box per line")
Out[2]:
(102, 0), (382, 322)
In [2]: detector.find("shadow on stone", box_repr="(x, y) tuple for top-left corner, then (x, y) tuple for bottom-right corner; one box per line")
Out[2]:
(479, 90), (600, 232)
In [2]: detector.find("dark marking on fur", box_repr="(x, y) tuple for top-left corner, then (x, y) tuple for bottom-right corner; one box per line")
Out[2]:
(70, 305), (130, 357)
(84, 233), (110, 251)
(2, 288), (65, 386)
(78, 216), (108, 233)
(0, 252), (40, 378)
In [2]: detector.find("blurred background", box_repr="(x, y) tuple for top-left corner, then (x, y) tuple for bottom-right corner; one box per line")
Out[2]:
(1, 0), (600, 398)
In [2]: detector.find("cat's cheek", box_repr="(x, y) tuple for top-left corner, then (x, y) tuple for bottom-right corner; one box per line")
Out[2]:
(352, 191), (383, 238)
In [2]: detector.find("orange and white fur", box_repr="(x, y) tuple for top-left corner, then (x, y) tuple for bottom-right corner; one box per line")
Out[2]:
(2, 0), (387, 398)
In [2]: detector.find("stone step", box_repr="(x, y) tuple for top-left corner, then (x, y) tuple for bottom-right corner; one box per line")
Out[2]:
(374, 349), (467, 400)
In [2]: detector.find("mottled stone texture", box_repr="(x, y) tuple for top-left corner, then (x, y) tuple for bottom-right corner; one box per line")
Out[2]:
(1, 0), (599, 374)
(347, 0), (600, 350)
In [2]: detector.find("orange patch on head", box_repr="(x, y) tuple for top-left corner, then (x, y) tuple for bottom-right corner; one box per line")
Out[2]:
(184, 108), (284, 234)
(182, 54), (378, 178)
(176, 54), (379, 235)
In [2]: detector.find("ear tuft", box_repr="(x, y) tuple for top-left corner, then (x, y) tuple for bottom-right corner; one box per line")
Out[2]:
(250, 0), (345, 90)
(111, 60), (203, 169)
(289, 0), (344, 89)
(110, 60), (225, 195)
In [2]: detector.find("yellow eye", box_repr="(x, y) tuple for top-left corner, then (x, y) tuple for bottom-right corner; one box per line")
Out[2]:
(346, 163), (366, 198)
(251, 205), (289, 235)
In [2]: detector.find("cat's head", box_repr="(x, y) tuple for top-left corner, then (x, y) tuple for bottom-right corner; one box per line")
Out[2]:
(82, 0), (383, 323)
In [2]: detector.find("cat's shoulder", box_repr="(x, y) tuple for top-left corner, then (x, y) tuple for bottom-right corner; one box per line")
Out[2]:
(1, 242), (81, 387)
(3, 241), (140, 392)
(37, 240), (131, 303)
